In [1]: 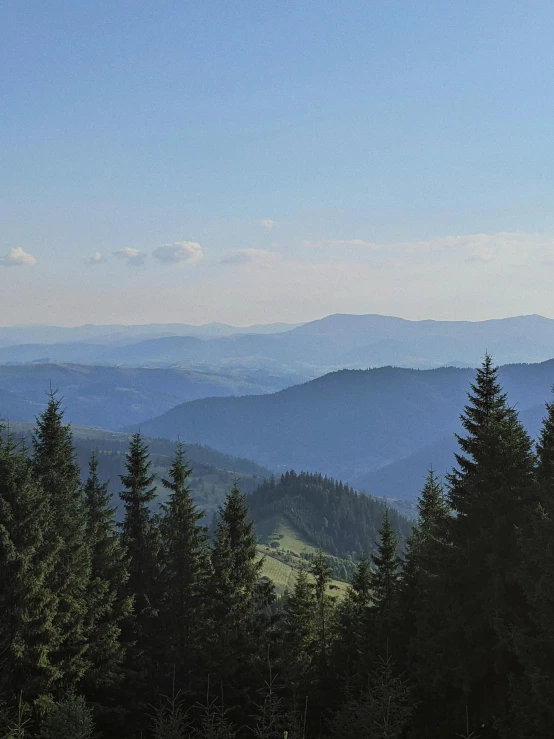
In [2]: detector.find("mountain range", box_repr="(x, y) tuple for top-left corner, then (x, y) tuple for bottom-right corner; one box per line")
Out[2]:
(2, 314), (554, 371)
(0, 363), (305, 429)
(0, 320), (301, 347)
(130, 359), (554, 500)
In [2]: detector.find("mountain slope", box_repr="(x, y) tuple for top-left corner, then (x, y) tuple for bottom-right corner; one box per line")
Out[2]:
(131, 365), (472, 482)
(248, 470), (412, 559)
(131, 359), (554, 498)
(0, 363), (304, 429)
(9, 422), (271, 519)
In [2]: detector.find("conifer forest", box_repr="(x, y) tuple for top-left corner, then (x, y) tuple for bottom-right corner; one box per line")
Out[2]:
(1, 354), (554, 739)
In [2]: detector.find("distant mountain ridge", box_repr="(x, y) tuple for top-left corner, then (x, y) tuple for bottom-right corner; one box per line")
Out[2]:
(1, 313), (554, 370)
(0, 363), (306, 429)
(130, 358), (554, 500)
(0, 321), (302, 347)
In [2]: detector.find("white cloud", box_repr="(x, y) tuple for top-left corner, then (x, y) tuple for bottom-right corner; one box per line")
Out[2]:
(112, 247), (147, 267)
(220, 248), (283, 268)
(85, 252), (108, 265)
(0, 247), (37, 267)
(260, 219), (277, 229)
(152, 241), (203, 265)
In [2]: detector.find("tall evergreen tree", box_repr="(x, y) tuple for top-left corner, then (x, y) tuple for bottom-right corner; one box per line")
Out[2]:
(423, 355), (536, 736)
(510, 393), (554, 737)
(208, 482), (274, 719)
(119, 433), (162, 640)
(396, 470), (453, 736)
(398, 469), (450, 647)
(279, 569), (317, 705)
(119, 433), (163, 726)
(32, 393), (92, 693)
(0, 430), (60, 706)
(159, 443), (211, 691)
(332, 553), (372, 696)
(311, 548), (334, 671)
(307, 549), (336, 734)
(82, 453), (132, 727)
(370, 507), (400, 627)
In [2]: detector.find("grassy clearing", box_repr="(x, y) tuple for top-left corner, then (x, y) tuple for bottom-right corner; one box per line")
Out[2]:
(256, 511), (351, 599)
(258, 549), (349, 597)
(256, 512), (320, 555)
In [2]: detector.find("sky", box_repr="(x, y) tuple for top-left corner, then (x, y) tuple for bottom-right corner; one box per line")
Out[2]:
(2, 0), (554, 326)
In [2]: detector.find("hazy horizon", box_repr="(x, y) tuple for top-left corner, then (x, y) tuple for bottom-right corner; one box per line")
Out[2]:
(1, 310), (553, 331)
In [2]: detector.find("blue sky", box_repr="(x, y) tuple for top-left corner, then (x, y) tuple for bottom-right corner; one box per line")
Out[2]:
(2, 1), (554, 325)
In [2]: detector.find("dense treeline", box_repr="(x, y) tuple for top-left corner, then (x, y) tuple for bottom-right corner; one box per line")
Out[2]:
(1, 355), (554, 737)
(248, 471), (412, 558)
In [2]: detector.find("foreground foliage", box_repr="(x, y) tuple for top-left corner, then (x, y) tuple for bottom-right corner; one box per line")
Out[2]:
(0, 355), (553, 737)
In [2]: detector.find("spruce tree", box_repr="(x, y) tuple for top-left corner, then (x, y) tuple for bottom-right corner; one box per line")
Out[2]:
(208, 481), (274, 719)
(159, 442), (211, 691)
(82, 453), (132, 726)
(426, 355), (536, 736)
(0, 430), (60, 706)
(39, 694), (94, 739)
(332, 553), (372, 696)
(279, 569), (316, 704)
(120, 433), (162, 637)
(311, 548), (333, 669)
(370, 507), (400, 626)
(32, 393), (92, 693)
(397, 470), (453, 736)
(307, 549), (336, 734)
(328, 651), (412, 739)
(510, 393), (554, 737)
(398, 469), (450, 649)
(119, 433), (163, 724)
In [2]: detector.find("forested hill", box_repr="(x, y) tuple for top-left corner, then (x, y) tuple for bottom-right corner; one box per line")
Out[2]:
(9, 422), (270, 518)
(247, 470), (412, 559)
(133, 359), (554, 498)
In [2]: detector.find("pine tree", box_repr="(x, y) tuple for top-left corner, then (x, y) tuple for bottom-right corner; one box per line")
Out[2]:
(119, 433), (162, 638)
(332, 553), (372, 696)
(208, 481), (274, 719)
(279, 569), (316, 704)
(370, 507), (400, 626)
(39, 694), (94, 739)
(32, 393), (92, 693)
(307, 549), (336, 734)
(119, 433), (163, 727)
(422, 355), (536, 736)
(398, 469), (450, 649)
(396, 470), (453, 736)
(510, 393), (554, 737)
(0, 430), (60, 706)
(82, 453), (132, 729)
(311, 548), (333, 669)
(328, 650), (412, 739)
(159, 443), (211, 691)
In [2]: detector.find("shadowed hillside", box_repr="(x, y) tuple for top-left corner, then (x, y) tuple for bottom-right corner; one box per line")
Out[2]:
(131, 359), (554, 498)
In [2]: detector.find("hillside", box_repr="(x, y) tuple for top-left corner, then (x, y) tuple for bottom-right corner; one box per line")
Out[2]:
(3, 313), (554, 370)
(251, 471), (411, 592)
(8, 422), (271, 519)
(132, 359), (554, 498)
(248, 470), (412, 559)
(0, 363), (305, 429)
